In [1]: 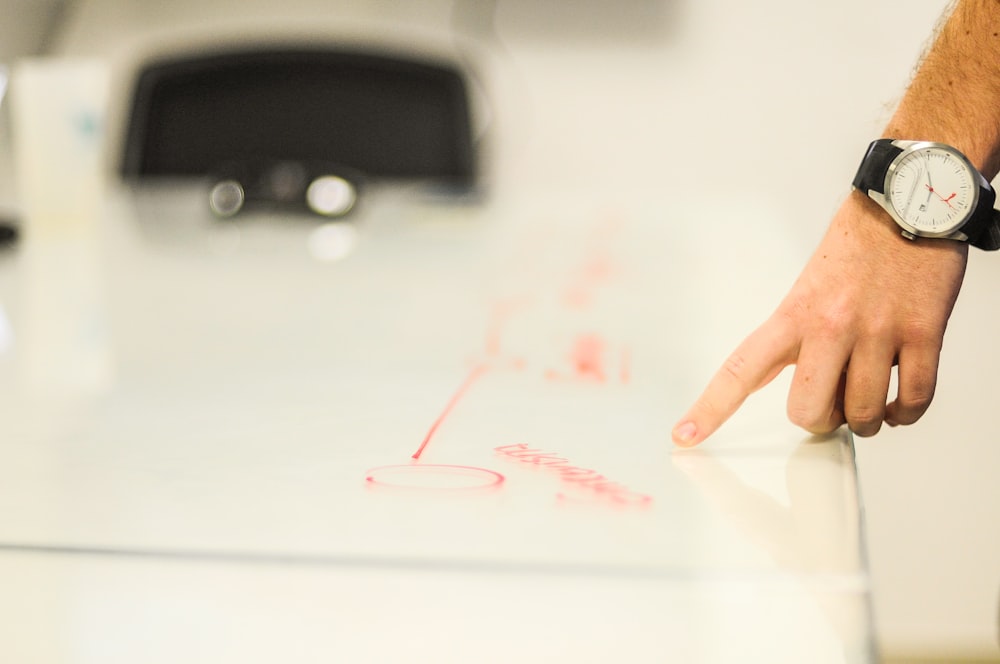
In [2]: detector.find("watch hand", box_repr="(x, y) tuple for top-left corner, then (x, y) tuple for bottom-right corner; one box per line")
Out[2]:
(925, 184), (957, 209)
(924, 152), (934, 203)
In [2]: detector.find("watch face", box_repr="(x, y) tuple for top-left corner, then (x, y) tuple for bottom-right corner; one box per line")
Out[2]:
(885, 144), (978, 235)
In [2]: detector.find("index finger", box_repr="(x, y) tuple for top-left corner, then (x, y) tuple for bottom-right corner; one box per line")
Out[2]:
(672, 321), (796, 447)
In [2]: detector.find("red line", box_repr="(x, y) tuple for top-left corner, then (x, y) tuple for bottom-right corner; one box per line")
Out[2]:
(411, 364), (490, 459)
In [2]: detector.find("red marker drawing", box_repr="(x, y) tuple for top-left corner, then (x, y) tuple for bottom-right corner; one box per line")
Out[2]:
(411, 363), (490, 460)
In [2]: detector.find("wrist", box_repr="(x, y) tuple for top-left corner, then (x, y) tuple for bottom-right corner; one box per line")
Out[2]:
(844, 189), (969, 259)
(845, 188), (910, 243)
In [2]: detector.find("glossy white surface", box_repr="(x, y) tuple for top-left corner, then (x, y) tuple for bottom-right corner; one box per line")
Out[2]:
(0, 0), (998, 659)
(0, 552), (863, 663)
(0, 181), (872, 662)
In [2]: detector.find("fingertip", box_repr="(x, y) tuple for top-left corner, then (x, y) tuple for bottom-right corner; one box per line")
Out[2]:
(672, 420), (700, 447)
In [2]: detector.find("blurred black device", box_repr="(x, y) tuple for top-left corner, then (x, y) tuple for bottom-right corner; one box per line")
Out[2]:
(120, 47), (478, 214)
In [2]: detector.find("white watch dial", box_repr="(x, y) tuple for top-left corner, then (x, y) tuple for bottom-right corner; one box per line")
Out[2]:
(886, 145), (977, 234)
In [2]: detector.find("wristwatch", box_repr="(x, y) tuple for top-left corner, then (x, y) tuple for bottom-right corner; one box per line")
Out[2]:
(852, 138), (1000, 250)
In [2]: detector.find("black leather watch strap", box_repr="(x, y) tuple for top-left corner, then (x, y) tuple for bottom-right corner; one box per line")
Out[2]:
(852, 139), (902, 194)
(945, 170), (1000, 250)
(964, 199), (1000, 251)
(973, 214), (1000, 251)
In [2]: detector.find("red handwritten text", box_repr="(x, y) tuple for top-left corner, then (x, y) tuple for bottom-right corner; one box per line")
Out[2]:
(494, 443), (652, 507)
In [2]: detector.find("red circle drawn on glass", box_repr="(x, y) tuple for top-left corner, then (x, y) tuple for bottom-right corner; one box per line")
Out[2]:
(365, 464), (505, 491)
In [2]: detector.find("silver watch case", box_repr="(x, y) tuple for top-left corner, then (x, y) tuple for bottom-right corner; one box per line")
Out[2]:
(867, 139), (986, 242)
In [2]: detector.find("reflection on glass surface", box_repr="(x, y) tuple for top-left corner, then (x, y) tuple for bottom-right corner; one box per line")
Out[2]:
(306, 221), (358, 262)
(674, 436), (872, 662)
(0, 303), (12, 354)
(674, 439), (862, 576)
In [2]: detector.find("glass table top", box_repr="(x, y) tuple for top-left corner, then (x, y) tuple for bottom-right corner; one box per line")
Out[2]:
(0, 185), (874, 662)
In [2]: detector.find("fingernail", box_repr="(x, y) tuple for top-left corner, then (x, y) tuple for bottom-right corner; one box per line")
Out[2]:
(673, 421), (698, 447)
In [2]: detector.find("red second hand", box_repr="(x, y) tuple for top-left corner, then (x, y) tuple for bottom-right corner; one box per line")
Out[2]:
(925, 184), (956, 209)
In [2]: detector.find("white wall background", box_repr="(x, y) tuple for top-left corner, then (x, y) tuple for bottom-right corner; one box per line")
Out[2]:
(1, 0), (997, 660)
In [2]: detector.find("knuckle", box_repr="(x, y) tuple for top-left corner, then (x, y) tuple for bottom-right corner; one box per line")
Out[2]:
(814, 307), (851, 338)
(690, 390), (736, 427)
(691, 395), (722, 421)
(899, 373), (936, 410)
(860, 315), (894, 340)
(900, 319), (943, 346)
(786, 403), (809, 428)
(777, 293), (809, 320)
(845, 404), (884, 428)
(722, 352), (749, 384)
(847, 417), (882, 438)
(903, 390), (934, 410)
(896, 391), (934, 420)
(805, 420), (840, 436)
(786, 405), (833, 434)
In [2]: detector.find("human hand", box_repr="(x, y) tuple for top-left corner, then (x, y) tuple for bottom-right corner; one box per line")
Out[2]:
(672, 191), (969, 447)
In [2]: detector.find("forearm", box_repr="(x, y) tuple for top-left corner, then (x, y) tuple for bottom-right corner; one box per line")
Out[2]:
(884, 0), (1000, 178)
